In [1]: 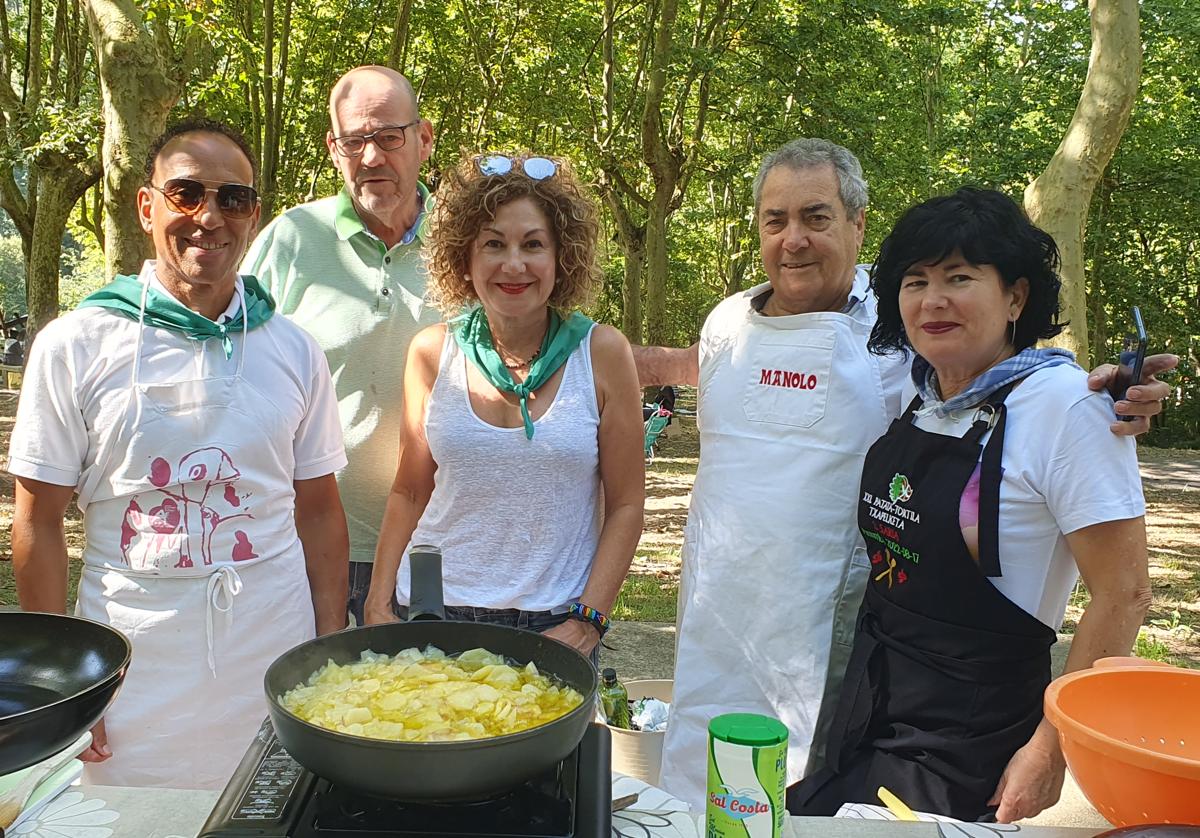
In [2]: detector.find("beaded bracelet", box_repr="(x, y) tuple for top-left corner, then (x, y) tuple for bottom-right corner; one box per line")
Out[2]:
(567, 602), (611, 637)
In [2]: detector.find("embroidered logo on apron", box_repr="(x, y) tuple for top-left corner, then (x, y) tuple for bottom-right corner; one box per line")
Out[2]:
(889, 473), (913, 503)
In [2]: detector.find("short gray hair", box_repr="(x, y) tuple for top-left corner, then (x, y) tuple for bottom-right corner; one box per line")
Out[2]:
(752, 138), (869, 218)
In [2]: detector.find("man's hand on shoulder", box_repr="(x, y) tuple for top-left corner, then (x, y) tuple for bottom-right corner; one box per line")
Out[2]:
(1087, 353), (1178, 437)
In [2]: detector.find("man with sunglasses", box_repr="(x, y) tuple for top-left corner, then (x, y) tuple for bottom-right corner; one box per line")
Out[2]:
(243, 65), (440, 626)
(8, 118), (349, 789)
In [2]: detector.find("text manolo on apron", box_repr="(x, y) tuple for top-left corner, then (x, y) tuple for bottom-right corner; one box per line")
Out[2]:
(75, 279), (315, 790)
(659, 280), (894, 812)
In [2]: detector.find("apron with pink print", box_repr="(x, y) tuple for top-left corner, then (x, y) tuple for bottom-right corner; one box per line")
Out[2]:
(75, 276), (314, 790)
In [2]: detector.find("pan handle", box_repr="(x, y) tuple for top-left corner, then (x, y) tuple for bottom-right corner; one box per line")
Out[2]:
(407, 546), (446, 621)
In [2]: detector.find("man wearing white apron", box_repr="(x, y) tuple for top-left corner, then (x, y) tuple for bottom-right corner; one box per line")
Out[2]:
(654, 140), (905, 811)
(642, 138), (1173, 812)
(7, 119), (349, 790)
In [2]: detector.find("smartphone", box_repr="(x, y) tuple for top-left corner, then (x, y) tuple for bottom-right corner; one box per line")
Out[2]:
(1113, 306), (1148, 421)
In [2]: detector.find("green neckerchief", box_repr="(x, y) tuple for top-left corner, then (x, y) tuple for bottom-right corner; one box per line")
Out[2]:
(451, 307), (594, 439)
(78, 274), (276, 359)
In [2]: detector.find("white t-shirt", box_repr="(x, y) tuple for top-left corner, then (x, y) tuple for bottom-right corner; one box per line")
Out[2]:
(7, 267), (346, 492)
(904, 364), (1145, 628)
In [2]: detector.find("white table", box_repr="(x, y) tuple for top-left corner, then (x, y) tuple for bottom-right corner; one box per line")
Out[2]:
(4, 783), (1112, 838)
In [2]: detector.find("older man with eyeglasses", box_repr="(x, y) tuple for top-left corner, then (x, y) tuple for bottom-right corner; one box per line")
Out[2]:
(243, 65), (441, 626)
(7, 118), (348, 789)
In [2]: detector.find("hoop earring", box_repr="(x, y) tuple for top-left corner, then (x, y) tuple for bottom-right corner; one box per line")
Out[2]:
(1008, 319), (1017, 346)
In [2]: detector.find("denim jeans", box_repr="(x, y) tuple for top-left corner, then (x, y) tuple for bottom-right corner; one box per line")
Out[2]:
(394, 604), (600, 667)
(347, 561), (375, 627)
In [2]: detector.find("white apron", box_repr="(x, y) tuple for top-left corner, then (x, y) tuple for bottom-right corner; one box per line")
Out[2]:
(659, 275), (897, 812)
(75, 279), (315, 790)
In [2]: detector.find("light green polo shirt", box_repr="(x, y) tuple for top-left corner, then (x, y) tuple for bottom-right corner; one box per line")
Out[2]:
(242, 185), (442, 563)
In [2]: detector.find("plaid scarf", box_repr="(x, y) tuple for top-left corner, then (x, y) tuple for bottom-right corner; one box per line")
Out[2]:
(911, 347), (1079, 418)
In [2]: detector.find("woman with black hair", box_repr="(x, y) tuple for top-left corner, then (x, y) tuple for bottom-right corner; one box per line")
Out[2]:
(788, 188), (1150, 822)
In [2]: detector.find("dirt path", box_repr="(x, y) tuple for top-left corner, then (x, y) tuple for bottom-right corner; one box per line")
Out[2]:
(2, 388), (1197, 665)
(636, 414), (1200, 668)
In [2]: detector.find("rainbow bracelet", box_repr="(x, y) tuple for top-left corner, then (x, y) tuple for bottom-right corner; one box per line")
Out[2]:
(567, 602), (611, 637)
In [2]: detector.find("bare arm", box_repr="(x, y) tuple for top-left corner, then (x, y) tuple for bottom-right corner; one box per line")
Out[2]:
(544, 325), (645, 655)
(294, 473), (350, 635)
(12, 477), (75, 613)
(630, 342), (699, 388)
(991, 517), (1151, 822)
(1087, 353), (1177, 436)
(363, 326), (442, 625)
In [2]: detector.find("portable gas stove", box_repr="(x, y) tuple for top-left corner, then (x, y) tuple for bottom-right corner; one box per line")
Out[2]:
(198, 720), (612, 838)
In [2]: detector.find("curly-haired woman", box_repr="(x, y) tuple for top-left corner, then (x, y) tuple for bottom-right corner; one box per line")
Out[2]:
(363, 154), (644, 661)
(789, 187), (1150, 821)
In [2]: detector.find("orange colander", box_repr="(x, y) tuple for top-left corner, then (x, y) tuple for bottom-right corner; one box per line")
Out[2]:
(1044, 663), (1200, 827)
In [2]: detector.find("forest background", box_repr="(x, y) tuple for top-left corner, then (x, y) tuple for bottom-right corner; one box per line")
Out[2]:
(1, 0), (1197, 446)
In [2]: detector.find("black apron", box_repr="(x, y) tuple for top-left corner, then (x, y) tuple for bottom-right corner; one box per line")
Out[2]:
(787, 382), (1057, 820)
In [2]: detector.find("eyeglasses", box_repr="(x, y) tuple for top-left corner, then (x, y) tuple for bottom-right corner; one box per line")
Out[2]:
(475, 154), (558, 180)
(331, 120), (421, 157)
(150, 179), (260, 220)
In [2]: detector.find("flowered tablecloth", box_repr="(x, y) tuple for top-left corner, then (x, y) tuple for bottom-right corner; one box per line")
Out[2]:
(4, 781), (1108, 838)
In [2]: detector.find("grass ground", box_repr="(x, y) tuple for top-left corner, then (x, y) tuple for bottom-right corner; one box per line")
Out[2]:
(616, 404), (1200, 668)
(3, 388), (1197, 667)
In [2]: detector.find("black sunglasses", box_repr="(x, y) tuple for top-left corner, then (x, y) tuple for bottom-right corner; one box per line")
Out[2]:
(151, 178), (260, 220)
(331, 120), (421, 157)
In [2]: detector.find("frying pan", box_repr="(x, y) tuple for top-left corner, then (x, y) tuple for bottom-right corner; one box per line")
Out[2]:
(264, 550), (599, 801)
(0, 612), (131, 775)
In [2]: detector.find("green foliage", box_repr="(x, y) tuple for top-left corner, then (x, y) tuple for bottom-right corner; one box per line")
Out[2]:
(0, 236), (25, 314)
(9, 0), (1197, 442)
(0, 226), (107, 316)
(58, 237), (108, 310)
(18, 101), (103, 161)
(1083, 2), (1200, 447)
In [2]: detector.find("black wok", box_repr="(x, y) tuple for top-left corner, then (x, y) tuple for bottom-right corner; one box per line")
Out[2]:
(0, 612), (131, 775)
(264, 550), (599, 801)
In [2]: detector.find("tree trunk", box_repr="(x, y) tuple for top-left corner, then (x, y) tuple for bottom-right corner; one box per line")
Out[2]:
(621, 253), (646, 344)
(261, 0), (275, 216)
(644, 193), (672, 344)
(83, 0), (193, 277)
(388, 0), (415, 73)
(599, 179), (647, 344)
(1, 0), (100, 345)
(639, 0), (680, 347)
(1023, 0), (1140, 369)
(259, 0), (291, 223)
(25, 157), (101, 339)
(1087, 177), (1114, 363)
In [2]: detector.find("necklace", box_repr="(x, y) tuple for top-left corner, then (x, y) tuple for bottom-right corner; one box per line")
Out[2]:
(492, 319), (549, 371)
(502, 348), (541, 370)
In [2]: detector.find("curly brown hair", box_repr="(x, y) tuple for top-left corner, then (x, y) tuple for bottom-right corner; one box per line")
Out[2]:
(424, 154), (601, 315)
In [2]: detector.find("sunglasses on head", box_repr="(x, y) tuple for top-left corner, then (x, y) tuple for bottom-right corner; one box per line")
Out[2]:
(150, 178), (260, 220)
(475, 154), (558, 181)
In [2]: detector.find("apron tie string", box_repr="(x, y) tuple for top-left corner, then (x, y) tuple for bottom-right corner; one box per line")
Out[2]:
(205, 565), (244, 677)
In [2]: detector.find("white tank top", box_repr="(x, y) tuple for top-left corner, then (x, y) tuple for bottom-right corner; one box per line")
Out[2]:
(397, 325), (603, 610)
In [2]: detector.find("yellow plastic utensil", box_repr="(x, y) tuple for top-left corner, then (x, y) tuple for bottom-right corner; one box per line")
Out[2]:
(877, 785), (920, 821)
